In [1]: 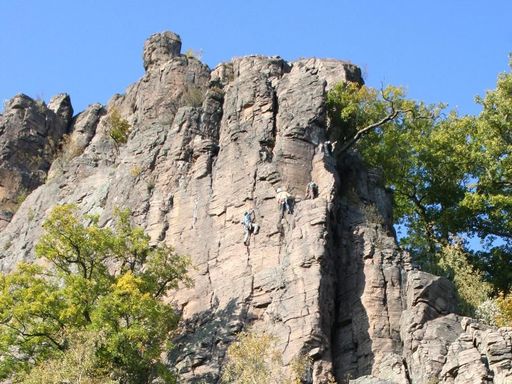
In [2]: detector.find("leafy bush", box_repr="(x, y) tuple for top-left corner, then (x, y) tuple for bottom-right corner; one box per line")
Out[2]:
(438, 244), (492, 316)
(19, 331), (114, 384)
(475, 299), (499, 326)
(106, 108), (131, 145)
(0, 204), (190, 383)
(496, 293), (512, 327)
(222, 330), (310, 384)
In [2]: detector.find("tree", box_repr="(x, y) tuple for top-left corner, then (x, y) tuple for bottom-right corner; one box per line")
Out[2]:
(0, 204), (190, 383)
(462, 67), (512, 292)
(326, 72), (511, 302)
(326, 81), (420, 156)
(327, 82), (462, 268)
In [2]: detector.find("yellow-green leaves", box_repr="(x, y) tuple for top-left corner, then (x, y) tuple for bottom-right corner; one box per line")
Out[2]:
(222, 331), (310, 384)
(106, 108), (131, 145)
(438, 244), (493, 316)
(0, 204), (189, 383)
(327, 73), (510, 301)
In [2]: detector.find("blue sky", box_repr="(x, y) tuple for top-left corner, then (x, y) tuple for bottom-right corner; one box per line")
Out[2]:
(1, 1), (511, 116)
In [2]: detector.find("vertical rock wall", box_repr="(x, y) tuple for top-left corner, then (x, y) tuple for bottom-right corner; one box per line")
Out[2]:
(0, 94), (72, 229)
(1, 31), (511, 384)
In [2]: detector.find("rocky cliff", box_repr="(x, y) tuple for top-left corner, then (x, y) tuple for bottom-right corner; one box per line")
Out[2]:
(0, 31), (511, 383)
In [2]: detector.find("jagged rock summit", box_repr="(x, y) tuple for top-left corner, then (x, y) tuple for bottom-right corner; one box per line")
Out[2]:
(0, 31), (511, 383)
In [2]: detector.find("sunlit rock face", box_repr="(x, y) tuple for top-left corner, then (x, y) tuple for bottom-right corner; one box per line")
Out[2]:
(0, 93), (72, 230)
(1, 31), (510, 384)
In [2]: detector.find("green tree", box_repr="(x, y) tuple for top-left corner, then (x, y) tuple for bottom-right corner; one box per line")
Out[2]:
(462, 66), (512, 292)
(327, 82), (462, 268)
(0, 204), (190, 383)
(326, 74), (511, 304)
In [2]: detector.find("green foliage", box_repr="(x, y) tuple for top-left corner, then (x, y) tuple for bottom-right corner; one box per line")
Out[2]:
(19, 330), (114, 384)
(326, 82), (418, 155)
(438, 244), (492, 316)
(222, 330), (310, 384)
(0, 204), (190, 383)
(106, 108), (131, 145)
(496, 292), (512, 327)
(327, 67), (511, 298)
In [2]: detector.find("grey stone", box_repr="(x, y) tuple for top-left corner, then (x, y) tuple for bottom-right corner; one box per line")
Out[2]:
(0, 93), (70, 230)
(47, 93), (73, 122)
(143, 31), (182, 71)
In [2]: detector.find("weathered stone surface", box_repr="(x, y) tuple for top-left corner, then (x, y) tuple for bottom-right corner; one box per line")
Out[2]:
(1, 31), (512, 384)
(143, 31), (182, 71)
(47, 93), (73, 122)
(0, 93), (71, 230)
(350, 376), (396, 384)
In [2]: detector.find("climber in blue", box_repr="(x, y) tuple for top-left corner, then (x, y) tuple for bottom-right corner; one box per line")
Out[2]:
(242, 209), (259, 246)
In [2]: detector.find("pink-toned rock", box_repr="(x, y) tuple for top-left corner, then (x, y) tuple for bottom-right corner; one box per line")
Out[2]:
(2, 31), (512, 384)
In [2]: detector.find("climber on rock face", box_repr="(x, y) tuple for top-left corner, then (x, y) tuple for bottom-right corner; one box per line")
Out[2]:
(276, 188), (293, 218)
(241, 209), (259, 246)
(305, 181), (318, 200)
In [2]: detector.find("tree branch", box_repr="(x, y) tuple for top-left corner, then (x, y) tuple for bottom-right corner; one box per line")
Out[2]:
(337, 109), (409, 155)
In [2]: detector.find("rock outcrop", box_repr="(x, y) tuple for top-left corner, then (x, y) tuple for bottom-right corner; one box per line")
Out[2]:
(1, 31), (511, 383)
(0, 93), (72, 230)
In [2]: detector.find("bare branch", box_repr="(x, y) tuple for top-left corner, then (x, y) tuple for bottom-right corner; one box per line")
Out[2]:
(337, 109), (399, 154)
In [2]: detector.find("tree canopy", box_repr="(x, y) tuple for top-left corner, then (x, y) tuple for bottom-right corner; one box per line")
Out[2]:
(0, 204), (190, 383)
(327, 65), (511, 318)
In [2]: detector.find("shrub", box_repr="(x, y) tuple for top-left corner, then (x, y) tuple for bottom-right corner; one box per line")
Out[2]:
(18, 331), (114, 384)
(496, 293), (512, 327)
(438, 244), (492, 316)
(184, 48), (203, 60)
(475, 299), (500, 326)
(106, 108), (131, 145)
(222, 330), (310, 384)
(130, 165), (142, 177)
(182, 86), (204, 108)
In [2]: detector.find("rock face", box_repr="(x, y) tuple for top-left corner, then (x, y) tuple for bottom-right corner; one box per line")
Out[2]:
(1, 31), (511, 383)
(0, 93), (72, 230)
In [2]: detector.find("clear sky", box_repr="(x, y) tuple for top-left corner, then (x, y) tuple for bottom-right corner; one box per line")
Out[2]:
(1, 0), (511, 116)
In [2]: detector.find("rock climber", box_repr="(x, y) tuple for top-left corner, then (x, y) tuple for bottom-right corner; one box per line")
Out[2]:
(276, 187), (293, 218)
(305, 181), (318, 200)
(241, 209), (259, 246)
(323, 140), (337, 155)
